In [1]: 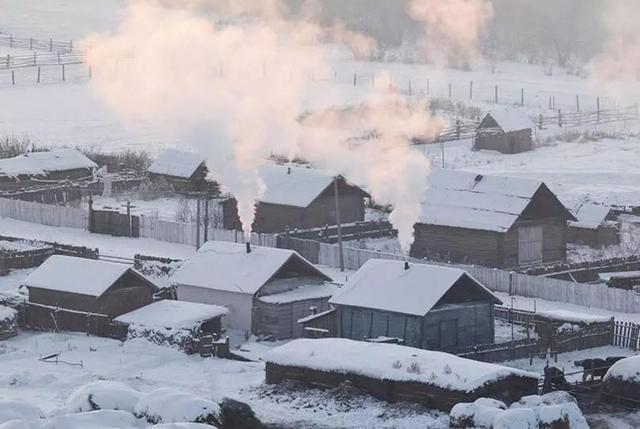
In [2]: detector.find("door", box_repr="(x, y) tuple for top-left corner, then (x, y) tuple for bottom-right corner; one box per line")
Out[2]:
(439, 319), (458, 351)
(518, 225), (543, 266)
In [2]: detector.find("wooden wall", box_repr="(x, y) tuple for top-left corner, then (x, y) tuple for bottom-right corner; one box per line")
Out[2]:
(568, 224), (620, 248)
(253, 296), (332, 339)
(96, 272), (155, 318)
(474, 129), (532, 154)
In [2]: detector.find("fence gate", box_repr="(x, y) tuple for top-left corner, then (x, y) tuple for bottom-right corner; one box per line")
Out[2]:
(90, 209), (140, 237)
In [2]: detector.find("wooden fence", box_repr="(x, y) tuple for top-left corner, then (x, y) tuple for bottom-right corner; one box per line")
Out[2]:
(0, 51), (84, 69)
(613, 321), (640, 350)
(0, 34), (78, 53)
(0, 197), (88, 229)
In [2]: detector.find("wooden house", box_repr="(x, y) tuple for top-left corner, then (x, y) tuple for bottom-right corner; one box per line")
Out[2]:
(474, 109), (535, 154)
(222, 164), (368, 233)
(0, 149), (97, 186)
(171, 241), (336, 339)
(568, 202), (620, 248)
(410, 169), (576, 268)
(326, 260), (501, 352)
(22, 255), (157, 333)
(148, 149), (212, 193)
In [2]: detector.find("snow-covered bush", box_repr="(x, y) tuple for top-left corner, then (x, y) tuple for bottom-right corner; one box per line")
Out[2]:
(449, 398), (506, 428)
(0, 401), (44, 425)
(65, 381), (142, 414)
(134, 388), (221, 426)
(492, 408), (537, 429)
(41, 409), (139, 429)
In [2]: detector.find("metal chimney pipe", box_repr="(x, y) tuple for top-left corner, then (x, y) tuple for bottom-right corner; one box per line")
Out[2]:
(246, 242), (251, 253)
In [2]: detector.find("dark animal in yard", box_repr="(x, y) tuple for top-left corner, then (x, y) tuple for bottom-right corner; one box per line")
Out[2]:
(543, 365), (569, 393)
(574, 358), (609, 382)
(605, 356), (627, 366)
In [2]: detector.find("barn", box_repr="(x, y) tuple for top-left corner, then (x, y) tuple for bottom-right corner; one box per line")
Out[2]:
(0, 149), (97, 185)
(171, 241), (336, 339)
(148, 149), (212, 193)
(222, 164), (368, 233)
(568, 202), (620, 248)
(325, 259), (501, 352)
(22, 255), (158, 333)
(410, 169), (576, 268)
(474, 109), (535, 154)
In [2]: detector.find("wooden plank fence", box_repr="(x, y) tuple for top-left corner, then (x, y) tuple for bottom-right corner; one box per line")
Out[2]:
(0, 197), (88, 229)
(0, 34), (78, 53)
(613, 321), (640, 350)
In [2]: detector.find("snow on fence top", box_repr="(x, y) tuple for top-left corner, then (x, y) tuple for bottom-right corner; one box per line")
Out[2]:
(605, 355), (640, 382)
(569, 202), (613, 229)
(482, 109), (535, 133)
(0, 149), (97, 178)
(23, 255), (133, 297)
(419, 168), (571, 232)
(171, 241), (331, 294)
(535, 309), (611, 324)
(148, 149), (205, 179)
(257, 164), (339, 208)
(330, 259), (499, 316)
(264, 338), (539, 392)
(114, 300), (227, 329)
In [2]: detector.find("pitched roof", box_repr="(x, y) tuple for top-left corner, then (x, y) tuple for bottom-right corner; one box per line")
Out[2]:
(482, 109), (535, 133)
(171, 241), (331, 295)
(419, 169), (544, 232)
(0, 149), (97, 179)
(257, 164), (340, 208)
(570, 202), (613, 229)
(329, 259), (500, 316)
(114, 300), (228, 329)
(148, 149), (205, 179)
(22, 255), (135, 297)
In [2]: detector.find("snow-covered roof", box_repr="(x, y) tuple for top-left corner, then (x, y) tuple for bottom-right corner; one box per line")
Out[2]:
(419, 169), (546, 232)
(598, 271), (640, 281)
(264, 338), (539, 392)
(22, 255), (139, 297)
(257, 164), (341, 208)
(330, 260), (499, 316)
(258, 283), (338, 304)
(482, 109), (535, 133)
(535, 309), (611, 324)
(0, 149), (97, 178)
(148, 149), (205, 179)
(569, 202), (613, 229)
(171, 241), (331, 295)
(114, 300), (227, 329)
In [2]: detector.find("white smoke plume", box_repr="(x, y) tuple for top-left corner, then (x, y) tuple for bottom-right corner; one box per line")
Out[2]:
(408, 0), (494, 68)
(84, 0), (435, 251)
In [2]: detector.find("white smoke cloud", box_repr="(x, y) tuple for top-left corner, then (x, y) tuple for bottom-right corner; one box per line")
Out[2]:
(84, 0), (435, 251)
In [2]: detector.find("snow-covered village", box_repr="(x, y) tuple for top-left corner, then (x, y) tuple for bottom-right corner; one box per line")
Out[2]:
(2, 0), (640, 428)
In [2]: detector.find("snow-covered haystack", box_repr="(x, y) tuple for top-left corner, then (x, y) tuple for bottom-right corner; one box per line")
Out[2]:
(65, 381), (142, 414)
(0, 306), (18, 340)
(41, 409), (139, 429)
(603, 354), (640, 401)
(134, 388), (221, 426)
(449, 391), (588, 429)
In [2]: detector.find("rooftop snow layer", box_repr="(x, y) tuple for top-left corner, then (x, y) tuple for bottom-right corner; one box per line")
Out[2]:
(0, 148), (97, 178)
(330, 259), (499, 316)
(264, 338), (539, 392)
(171, 241), (331, 295)
(148, 149), (205, 179)
(535, 309), (611, 324)
(258, 282), (339, 304)
(598, 271), (640, 281)
(485, 109), (535, 133)
(419, 168), (544, 232)
(22, 255), (133, 297)
(258, 164), (338, 208)
(115, 300), (227, 329)
(570, 202), (613, 229)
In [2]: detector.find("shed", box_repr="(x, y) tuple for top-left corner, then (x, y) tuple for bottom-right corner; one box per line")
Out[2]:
(327, 259), (501, 352)
(568, 202), (620, 248)
(474, 109), (535, 154)
(410, 169), (576, 268)
(598, 271), (640, 290)
(0, 149), (97, 184)
(264, 338), (539, 411)
(222, 164), (368, 233)
(23, 255), (157, 333)
(171, 241), (336, 338)
(148, 149), (212, 193)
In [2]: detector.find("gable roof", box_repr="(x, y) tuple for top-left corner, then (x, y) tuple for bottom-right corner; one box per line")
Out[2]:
(148, 149), (205, 179)
(0, 149), (97, 179)
(570, 202), (613, 229)
(171, 241), (331, 295)
(114, 300), (228, 329)
(22, 255), (140, 297)
(419, 169), (551, 232)
(330, 259), (500, 316)
(481, 109), (535, 133)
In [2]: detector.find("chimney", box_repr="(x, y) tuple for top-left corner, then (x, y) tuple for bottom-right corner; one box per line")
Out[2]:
(246, 242), (251, 253)
(287, 166), (291, 175)
(404, 261), (410, 270)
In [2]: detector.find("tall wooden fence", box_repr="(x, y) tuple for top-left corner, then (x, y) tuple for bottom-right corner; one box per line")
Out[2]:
(0, 197), (88, 229)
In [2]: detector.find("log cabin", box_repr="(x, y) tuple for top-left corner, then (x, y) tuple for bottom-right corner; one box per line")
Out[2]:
(410, 169), (576, 268)
(474, 109), (535, 154)
(0, 149), (97, 186)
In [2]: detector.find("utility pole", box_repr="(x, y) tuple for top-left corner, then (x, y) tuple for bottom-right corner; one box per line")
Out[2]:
(203, 197), (209, 244)
(196, 199), (201, 249)
(334, 176), (344, 272)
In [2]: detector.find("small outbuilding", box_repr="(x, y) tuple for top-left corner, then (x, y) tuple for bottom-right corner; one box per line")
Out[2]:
(148, 149), (212, 193)
(222, 164), (368, 233)
(171, 241), (336, 338)
(0, 149), (97, 185)
(410, 169), (576, 268)
(568, 202), (620, 248)
(474, 109), (535, 154)
(327, 259), (501, 352)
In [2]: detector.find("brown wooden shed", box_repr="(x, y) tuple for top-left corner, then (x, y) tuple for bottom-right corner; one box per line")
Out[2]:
(568, 202), (620, 248)
(410, 169), (576, 268)
(222, 164), (368, 233)
(474, 109), (535, 154)
(0, 149), (97, 186)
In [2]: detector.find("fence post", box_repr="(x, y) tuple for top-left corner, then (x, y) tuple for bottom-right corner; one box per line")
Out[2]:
(37, 66), (41, 83)
(353, 73), (357, 86)
(29, 38), (33, 50)
(9, 35), (12, 48)
(469, 81), (473, 100)
(597, 97), (601, 123)
(521, 88), (524, 106)
(558, 110), (563, 127)
(538, 114), (543, 130)
(61, 64), (65, 82)
(495, 85), (499, 104)
(11, 70), (14, 86)
(49, 38), (53, 52)
(33, 51), (36, 65)
(456, 119), (461, 140)
(5, 54), (9, 68)
(448, 83), (452, 98)
(576, 95), (580, 113)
